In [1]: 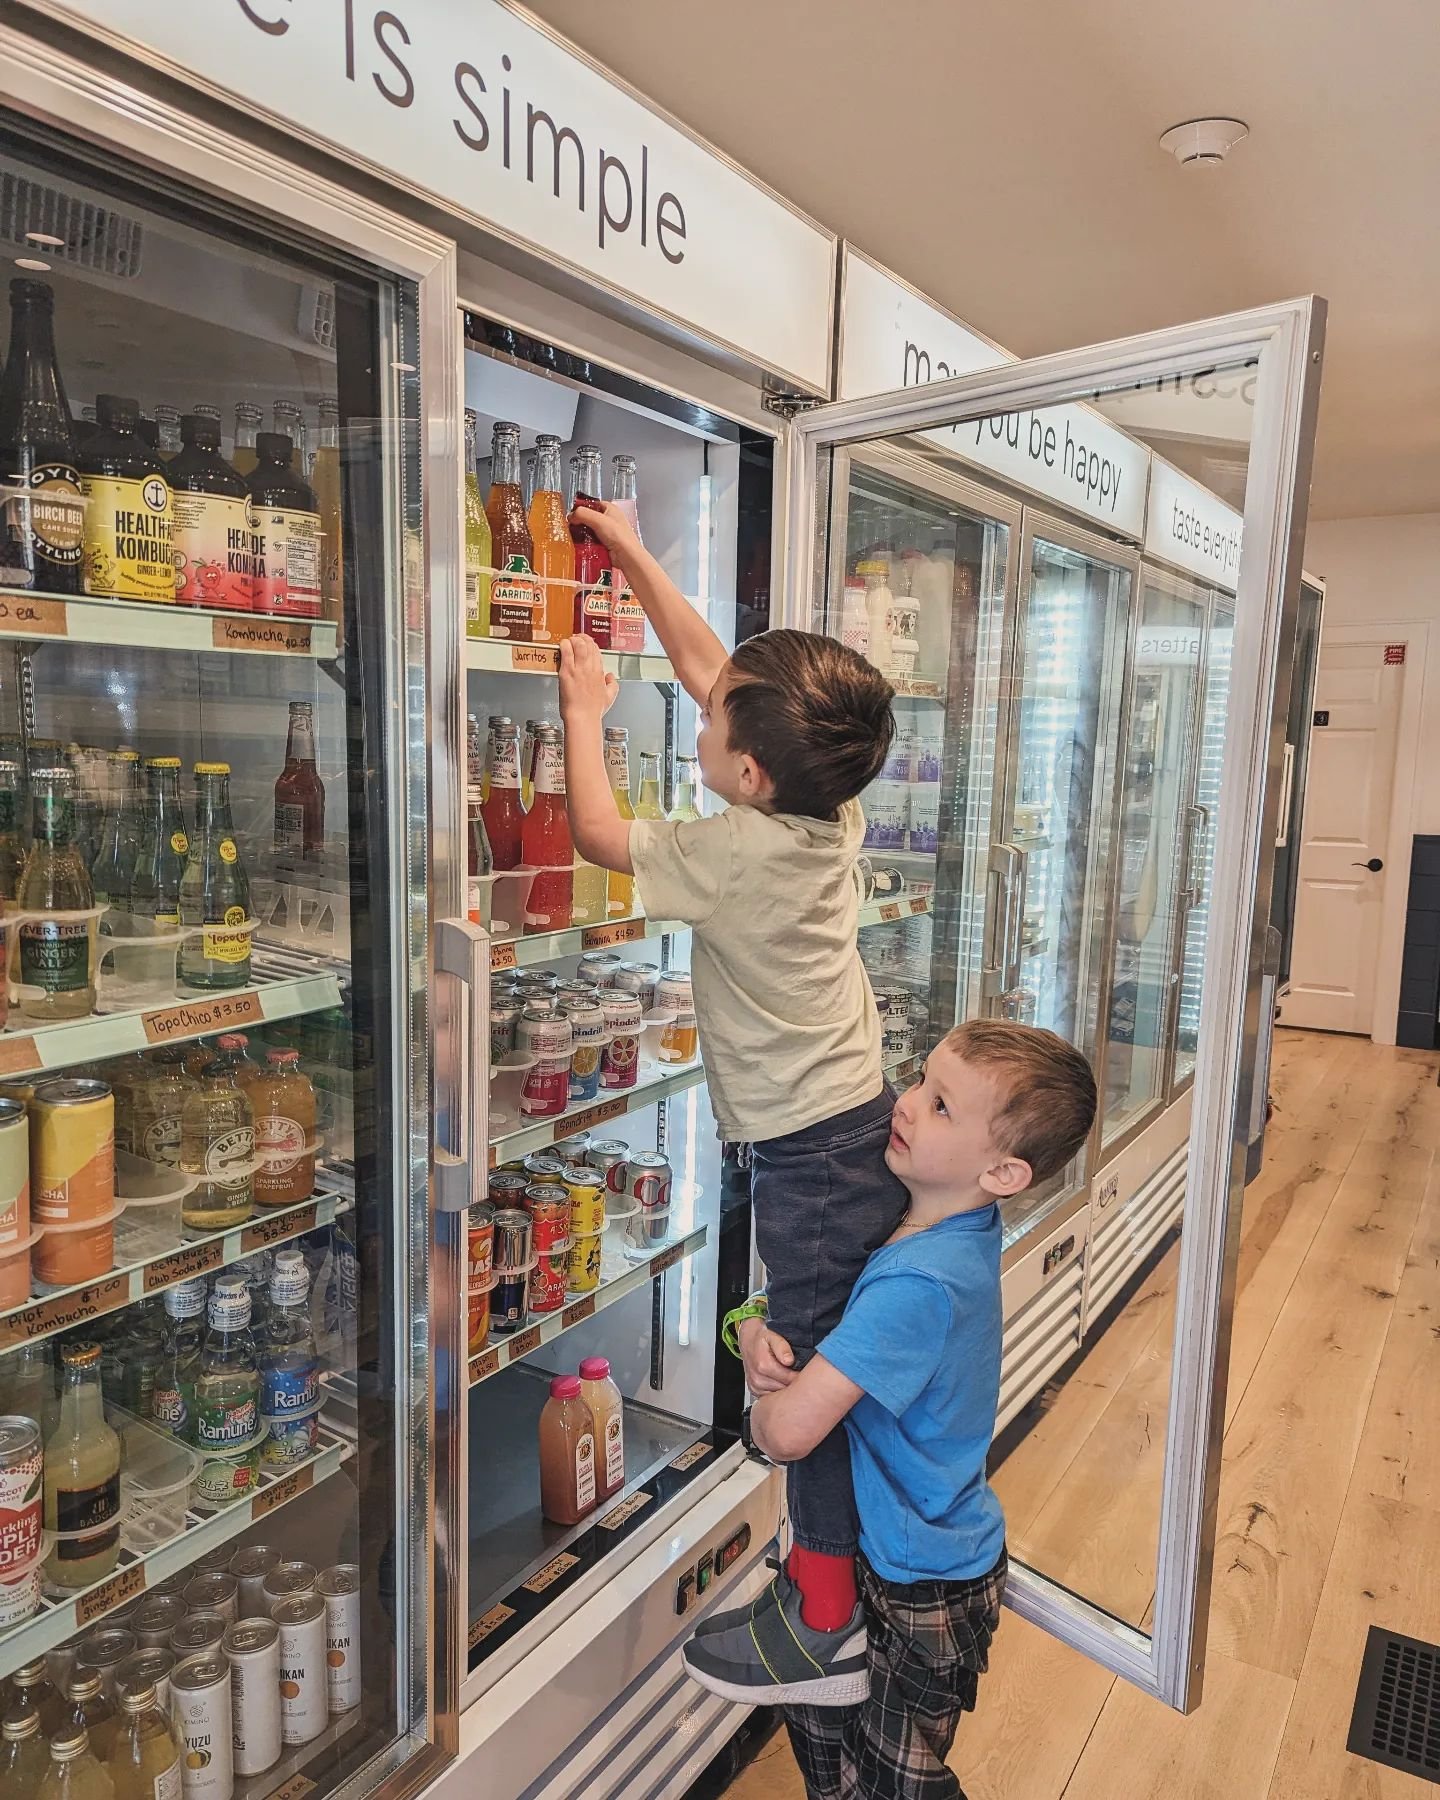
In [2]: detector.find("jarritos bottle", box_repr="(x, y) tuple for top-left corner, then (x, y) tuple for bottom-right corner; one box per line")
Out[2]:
(570, 445), (613, 646)
(528, 433), (574, 644)
(17, 767), (96, 1023)
(462, 408), (492, 639)
(520, 724), (573, 934)
(78, 394), (176, 604)
(607, 454), (646, 652)
(604, 726), (636, 918)
(178, 763), (252, 989)
(480, 720), (524, 871)
(0, 277), (84, 595)
(169, 411), (252, 610)
(484, 422), (541, 642)
(245, 432), (322, 618)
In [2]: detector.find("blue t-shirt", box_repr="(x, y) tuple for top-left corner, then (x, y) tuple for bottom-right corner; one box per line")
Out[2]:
(818, 1204), (1006, 1584)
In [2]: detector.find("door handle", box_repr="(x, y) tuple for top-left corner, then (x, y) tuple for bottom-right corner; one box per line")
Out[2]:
(1351, 857), (1384, 872)
(434, 916), (491, 1212)
(1009, 846), (1030, 991)
(982, 842), (1021, 998)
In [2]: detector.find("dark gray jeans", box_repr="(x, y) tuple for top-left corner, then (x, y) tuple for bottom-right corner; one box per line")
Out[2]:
(751, 1086), (909, 1558)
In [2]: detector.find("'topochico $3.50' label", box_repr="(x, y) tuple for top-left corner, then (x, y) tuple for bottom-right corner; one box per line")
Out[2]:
(81, 473), (176, 603)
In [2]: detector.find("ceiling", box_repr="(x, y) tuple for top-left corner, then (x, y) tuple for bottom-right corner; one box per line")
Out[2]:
(527, 0), (1440, 520)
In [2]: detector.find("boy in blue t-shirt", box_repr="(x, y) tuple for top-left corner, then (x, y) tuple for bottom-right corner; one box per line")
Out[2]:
(684, 1020), (1097, 1800)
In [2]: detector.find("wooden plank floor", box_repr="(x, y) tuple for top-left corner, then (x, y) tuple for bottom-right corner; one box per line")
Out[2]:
(726, 1031), (1440, 1798)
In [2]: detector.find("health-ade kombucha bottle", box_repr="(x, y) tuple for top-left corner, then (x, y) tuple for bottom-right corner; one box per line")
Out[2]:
(231, 400), (262, 478)
(519, 724), (572, 934)
(463, 408), (492, 639)
(527, 433), (574, 644)
(604, 726), (636, 919)
(246, 433), (322, 619)
(485, 421), (540, 642)
(570, 444), (613, 646)
(79, 393), (175, 605)
(170, 410), (251, 611)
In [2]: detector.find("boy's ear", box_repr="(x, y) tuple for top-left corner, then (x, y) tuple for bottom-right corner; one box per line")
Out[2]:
(738, 754), (776, 803)
(979, 1154), (1032, 1200)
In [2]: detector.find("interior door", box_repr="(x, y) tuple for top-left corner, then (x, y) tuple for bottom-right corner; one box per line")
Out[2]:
(782, 300), (1325, 1711)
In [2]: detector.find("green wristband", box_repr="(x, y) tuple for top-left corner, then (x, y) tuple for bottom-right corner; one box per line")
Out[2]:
(721, 1294), (768, 1358)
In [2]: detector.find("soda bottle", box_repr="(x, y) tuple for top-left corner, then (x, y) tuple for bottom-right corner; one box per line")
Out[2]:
(520, 719), (537, 811)
(153, 403), (182, 460)
(17, 766), (96, 1022)
(151, 1275), (206, 1442)
(604, 726), (636, 919)
(36, 1728), (112, 1800)
(481, 720), (525, 871)
(272, 399), (307, 467)
(90, 749), (141, 925)
(0, 758), (26, 907)
(5, 1659), (69, 1737)
(129, 756), (188, 928)
(193, 1274), (261, 1505)
(565, 453), (580, 512)
(466, 714), (484, 790)
(528, 433), (574, 644)
(246, 432), (321, 617)
(520, 724), (573, 934)
(169, 410), (251, 610)
(119, 1296), (165, 1420)
(78, 393), (175, 604)
(60, 1679), (116, 1766)
(467, 787), (493, 928)
(231, 400), (262, 477)
(522, 448), (537, 512)
(635, 750), (666, 820)
(462, 408), (492, 638)
(0, 278), (84, 594)
(130, 1046), (194, 1171)
(484, 422), (540, 642)
(180, 1056), (255, 1233)
(670, 754), (703, 822)
(311, 397), (345, 632)
(607, 454), (646, 652)
(216, 1031), (263, 1101)
(570, 444), (613, 645)
(253, 1047), (316, 1207)
(273, 699), (326, 863)
(259, 1247), (322, 1465)
(178, 762), (252, 990)
(234, 1248), (272, 1342)
(107, 1683), (182, 1800)
(43, 1342), (121, 1590)
(0, 1705), (48, 1798)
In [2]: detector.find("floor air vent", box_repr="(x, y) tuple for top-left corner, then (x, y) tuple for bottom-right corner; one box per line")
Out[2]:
(1347, 1626), (1440, 1783)
(0, 173), (144, 278)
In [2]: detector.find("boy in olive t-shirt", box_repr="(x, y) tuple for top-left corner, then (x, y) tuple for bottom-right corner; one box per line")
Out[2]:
(558, 499), (906, 1705)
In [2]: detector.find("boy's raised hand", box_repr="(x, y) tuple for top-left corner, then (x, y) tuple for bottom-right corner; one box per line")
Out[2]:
(568, 497), (638, 561)
(737, 1315), (797, 1394)
(558, 633), (620, 722)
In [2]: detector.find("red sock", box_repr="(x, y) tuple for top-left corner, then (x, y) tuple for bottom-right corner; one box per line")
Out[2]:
(787, 1545), (858, 1632)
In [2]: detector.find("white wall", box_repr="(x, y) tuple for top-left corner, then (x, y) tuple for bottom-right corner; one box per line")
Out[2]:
(1302, 512), (1440, 1042)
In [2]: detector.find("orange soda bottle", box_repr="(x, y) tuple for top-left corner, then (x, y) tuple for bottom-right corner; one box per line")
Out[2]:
(485, 422), (540, 643)
(527, 434), (574, 645)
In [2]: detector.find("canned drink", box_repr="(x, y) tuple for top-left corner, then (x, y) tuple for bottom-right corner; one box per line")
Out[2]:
(76, 1626), (135, 1699)
(317, 1564), (362, 1713)
(272, 1592), (329, 1745)
(659, 1008), (699, 1065)
(488, 1170), (528, 1211)
(565, 1230), (603, 1293)
(132, 1591), (190, 1648)
(0, 1097), (29, 1268)
(195, 1546), (236, 1576)
(524, 1184), (569, 1252)
(561, 1164), (606, 1237)
(514, 971), (559, 995)
(171, 1612), (228, 1661)
(521, 1152), (565, 1184)
(553, 982), (599, 1009)
(517, 1005), (572, 1119)
(171, 1651), (234, 1800)
(553, 1132), (592, 1160)
(586, 1140), (630, 1194)
(576, 952), (622, 987)
(490, 997), (522, 1061)
(468, 1203), (494, 1355)
(489, 1209), (531, 1335)
(655, 971), (692, 1016)
(261, 1560), (317, 1609)
(224, 1617), (282, 1775)
(30, 1077), (115, 1289)
(611, 962), (658, 1009)
(625, 1153), (673, 1251)
(230, 1545), (280, 1620)
(529, 1245), (567, 1313)
(116, 1646), (173, 1716)
(183, 1571), (239, 1625)
(563, 998), (606, 1103)
(882, 1012), (915, 1060)
(600, 995), (642, 1090)
(0, 1415), (43, 1584)
(0, 1562), (40, 1627)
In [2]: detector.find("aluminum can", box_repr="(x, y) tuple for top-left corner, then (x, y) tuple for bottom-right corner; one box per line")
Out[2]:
(882, 1011), (915, 1061)
(566, 1228), (603, 1293)
(600, 994), (642, 1090)
(183, 1571), (239, 1625)
(529, 1245), (567, 1313)
(272, 1591), (329, 1744)
(0, 1562), (40, 1626)
(521, 1151), (564, 1183)
(132, 1591), (190, 1649)
(171, 1650), (234, 1800)
(524, 1184), (569, 1252)
(561, 1164), (606, 1237)
(224, 1616), (282, 1775)
(655, 971), (692, 1016)
(229, 1545), (280, 1620)
(609, 962), (655, 1007)
(576, 951), (622, 987)
(0, 1415), (43, 1584)
(487, 1170), (529, 1210)
(0, 1098), (30, 1270)
(586, 1140), (630, 1193)
(171, 1611), (227, 1661)
(116, 1645), (174, 1716)
(29, 1077), (115, 1288)
(490, 996), (523, 1061)
(261, 1560), (318, 1609)
(563, 997), (606, 1103)
(193, 1546), (235, 1576)
(552, 1131), (592, 1160)
(75, 1625), (135, 1699)
(489, 1208), (531, 1335)
(317, 1563), (362, 1713)
(467, 1203), (494, 1355)
(517, 1004), (572, 1118)
(625, 1152), (673, 1251)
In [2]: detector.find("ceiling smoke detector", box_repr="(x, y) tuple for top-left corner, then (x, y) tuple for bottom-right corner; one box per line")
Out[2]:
(1159, 117), (1249, 168)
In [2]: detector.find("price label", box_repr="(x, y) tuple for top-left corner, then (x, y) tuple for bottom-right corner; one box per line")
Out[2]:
(522, 1551), (579, 1594)
(0, 594), (68, 638)
(564, 1096), (628, 1138)
(490, 942), (518, 972)
(598, 1490), (654, 1531)
(0, 1275), (129, 1349)
(144, 1239), (224, 1293)
(253, 1462), (315, 1518)
(562, 1296), (596, 1328)
(469, 1602), (515, 1648)
(468, 1348), (500, 1384)
(0, 1036), (39, 1077)
(77, 1561), (146, 1626)
(670, 1442), (713, 1473)
(878, 902), (901, 923)
(580, 918), (645, 950)
(510, 644), (560, 673)
(212, 616), (313, 655)
(909, 895), (930, 915)
(242, 1203), (318, 1253)
(143, 990), (263, 1045)
(264, 1777), (316, 1800)
(507, 1324), (542, 1360)
(651, 1241), (686, 1277)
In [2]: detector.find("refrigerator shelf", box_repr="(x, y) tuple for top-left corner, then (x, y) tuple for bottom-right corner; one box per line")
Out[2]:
(466, 637), (676, 685)
(0, 1423), (351, 1684)
(0, 589), (339, 659)
(0, 968), (344, 1080)
(0, 1186), (353, 1358)
(884, 1052), (924, 1086)
(489, 1061), (706, 1164)
(891, 676), (945, 701)
(468, 1224), (708, 1388)
(858, 892), (933, 931)
(488, 912), (685, 973)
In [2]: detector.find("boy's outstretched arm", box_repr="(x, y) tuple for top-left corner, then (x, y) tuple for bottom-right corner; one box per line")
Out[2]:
(750, 1356), (864, 1464)
(558, 637), (633, 875)
(571, 500), (728, 708)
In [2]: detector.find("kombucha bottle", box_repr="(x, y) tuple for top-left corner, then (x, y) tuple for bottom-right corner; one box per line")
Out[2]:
(231, 401), (262, 477)
(538, 1374), (597, 1525)
(311, 396), (346, 631)
(604, 726), (636, 918)
(527, 433), (574, 644)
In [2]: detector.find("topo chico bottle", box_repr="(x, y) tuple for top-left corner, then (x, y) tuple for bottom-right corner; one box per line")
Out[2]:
(178, 761), (252, 990)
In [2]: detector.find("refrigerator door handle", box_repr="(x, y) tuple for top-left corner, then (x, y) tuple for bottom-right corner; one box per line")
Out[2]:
(982, 842), (1021, 998)
(434, 915), (490, 1213)
(1183, 804), (1211, 909)
(1008, 846), (1029, 993)
(1274, 742), (1296, 848)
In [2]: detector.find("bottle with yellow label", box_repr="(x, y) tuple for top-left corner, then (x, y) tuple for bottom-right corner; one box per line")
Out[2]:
(78, 393), (176, 604)
(178, 762), (252, 990)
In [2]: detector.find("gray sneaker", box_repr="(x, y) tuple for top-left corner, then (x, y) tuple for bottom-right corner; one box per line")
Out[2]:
(682, 1568), (868, 1706)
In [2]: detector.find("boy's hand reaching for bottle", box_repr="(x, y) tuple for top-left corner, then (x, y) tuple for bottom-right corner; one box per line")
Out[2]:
(558, 634), (619, 722)
(737, 1315), (797, 1394)
(568, 497), (639, 563)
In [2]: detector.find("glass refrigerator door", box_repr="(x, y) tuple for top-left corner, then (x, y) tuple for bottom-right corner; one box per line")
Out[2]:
(0, 99), (448, 1800)
(1174, 603), (1234, 1090)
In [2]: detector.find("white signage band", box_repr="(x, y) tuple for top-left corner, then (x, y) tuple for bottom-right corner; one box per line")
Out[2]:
(1143, 457), (1244, 592)
(24, 0), (835, 393)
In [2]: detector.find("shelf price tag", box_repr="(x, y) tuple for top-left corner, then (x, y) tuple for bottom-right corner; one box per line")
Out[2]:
(562, 1296), (596, 1328)
(253, 1462), (315, 1518)
(878, 902), (902, 923)
(211, 616), (314, 655)
(564, 1096), (628, 1138)
(651, 1242), (686, 1276)
(468, 1348), (500, 1385)
(143, 991), (263, 1044)
(242, 1204), (318, 1253)
(265, 1777), (317, 1800)
(522, 1551), (579, 1594)
(77, 1561), (146, 1626)
(144, 1240), (224, 1293)
(0, 1036), (39, 1077)
(0, 595), (68, 638)
(670, 1442), (713, 1473)
(0, 1275), (129, 1350)
(580, 918), (646, 950)
(469, 1602), (515, 1648)
(598, 1490), (653, 1531)
(909, 895), (930, 915)
(507, 1324), (542, 1360)
(490, 942), (518, 972)
(510, 644), (560, 673)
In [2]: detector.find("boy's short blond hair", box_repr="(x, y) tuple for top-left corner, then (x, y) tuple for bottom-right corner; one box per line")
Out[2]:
(940, 1020), (1097, 1183)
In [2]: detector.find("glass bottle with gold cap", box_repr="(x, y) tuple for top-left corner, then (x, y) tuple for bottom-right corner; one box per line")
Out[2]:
(0, 1704), (49, 1799)
(61, 1675), (118, 1766)
(36, 1727), (112, 1800)
(178, 761), (251, 989)
(43, 1342), (122, 1590)
(122, 755), (189, 1007)
(89, 748), (141, 924)
(17, 766), (96, 1022)
(0, 757), (24, 907)
(107, 1682), (181, 1800)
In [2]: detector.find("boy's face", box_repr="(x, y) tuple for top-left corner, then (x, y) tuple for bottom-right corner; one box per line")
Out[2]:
(698, 663), (774, 810)
(885, 1043), (1033, 1205)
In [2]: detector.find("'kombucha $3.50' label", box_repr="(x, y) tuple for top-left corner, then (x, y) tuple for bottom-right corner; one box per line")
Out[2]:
(173, 490), (255, 610)
(248, 504), (322, 618)
(81, 473), (176, 603)
(19, 918), (89, 994)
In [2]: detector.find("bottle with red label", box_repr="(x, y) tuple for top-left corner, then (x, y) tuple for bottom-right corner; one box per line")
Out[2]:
(570, 444), (614, 646)
(245, 432), (321, 618)
(170, 412), (253, 610)
(481, 719), (525, 870)
(520, 723), (573, 934)
(273, 699), (326, 863)
(607, 454), (647, 653)
(485, 421), (541, 642)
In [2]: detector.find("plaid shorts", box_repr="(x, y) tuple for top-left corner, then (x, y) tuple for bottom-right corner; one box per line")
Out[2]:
(785, 1548), (1007, 1800)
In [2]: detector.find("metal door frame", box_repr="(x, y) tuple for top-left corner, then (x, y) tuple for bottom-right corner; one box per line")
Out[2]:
(0, 27), (465, 1794)
(782, 298), (1326, 1710)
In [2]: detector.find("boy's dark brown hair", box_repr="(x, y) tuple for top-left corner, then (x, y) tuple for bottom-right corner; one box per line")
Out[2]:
(941, 1019), (1097, 1184)
(723, 629), (895, 820)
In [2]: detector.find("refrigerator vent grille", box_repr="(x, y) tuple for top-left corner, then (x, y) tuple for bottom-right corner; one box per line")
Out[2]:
(1348, 1626), (1440, 1782)
(299, 283), (337, 351)
(0, 175), (144, 278)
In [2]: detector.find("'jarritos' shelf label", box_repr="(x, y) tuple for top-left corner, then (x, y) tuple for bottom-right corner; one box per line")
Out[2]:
(142, 989), (264, 1044)
(81, 473), (176, 603)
